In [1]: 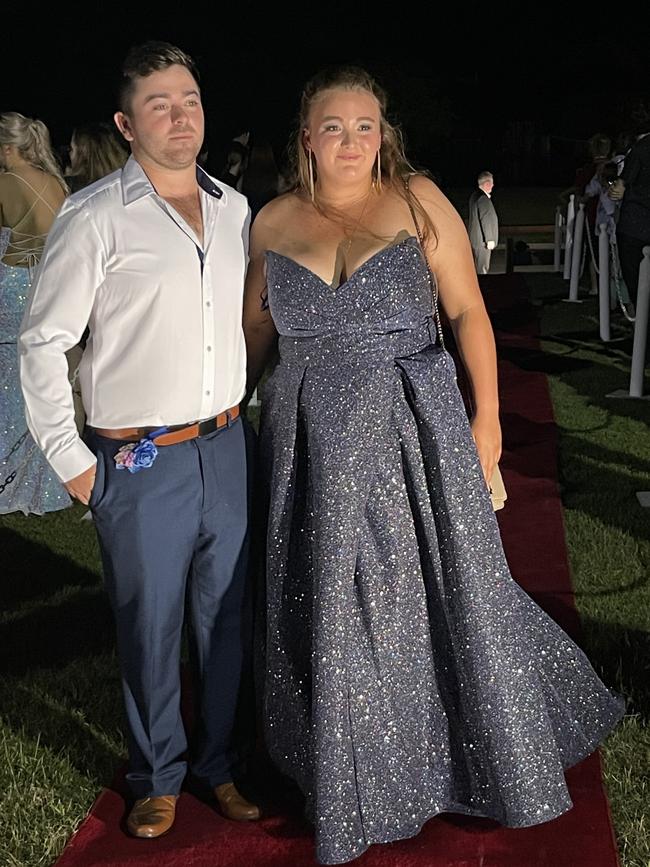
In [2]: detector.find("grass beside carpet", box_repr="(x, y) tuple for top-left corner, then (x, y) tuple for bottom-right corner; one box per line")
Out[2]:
(530, 271), (650, 867)
(1, 271), (649, 865)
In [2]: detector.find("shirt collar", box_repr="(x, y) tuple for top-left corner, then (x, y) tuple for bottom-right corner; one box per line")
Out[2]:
(121, 155), (225, 205)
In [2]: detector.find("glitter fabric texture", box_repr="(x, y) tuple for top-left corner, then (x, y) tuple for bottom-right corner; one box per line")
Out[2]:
(259, 236), (624, 865)
(0, 228), (71, 515)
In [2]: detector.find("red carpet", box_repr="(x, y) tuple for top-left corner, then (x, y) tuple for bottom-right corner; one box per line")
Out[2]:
(55, 275), (620, 867)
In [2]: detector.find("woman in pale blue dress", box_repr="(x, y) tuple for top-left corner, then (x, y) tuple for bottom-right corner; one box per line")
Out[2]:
(0, 112), (71, 515)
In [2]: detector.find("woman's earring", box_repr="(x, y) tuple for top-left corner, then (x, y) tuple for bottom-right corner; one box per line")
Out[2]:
(374, 148), (382, 192)
(308, 149), (315, 202)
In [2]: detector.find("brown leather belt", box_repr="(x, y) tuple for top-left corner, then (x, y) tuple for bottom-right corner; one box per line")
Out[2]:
(91, 405), (240, 446)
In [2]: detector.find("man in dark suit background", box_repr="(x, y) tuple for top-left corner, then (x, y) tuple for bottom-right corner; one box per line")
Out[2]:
(611, 123), (650, 303)
(468, 171), (499, 274)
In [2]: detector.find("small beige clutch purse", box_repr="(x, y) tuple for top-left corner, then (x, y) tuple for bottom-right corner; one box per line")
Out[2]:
(489, 465), (507, 511)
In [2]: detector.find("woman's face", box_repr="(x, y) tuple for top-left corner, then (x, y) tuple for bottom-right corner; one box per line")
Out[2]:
(305, 87), (381, 189)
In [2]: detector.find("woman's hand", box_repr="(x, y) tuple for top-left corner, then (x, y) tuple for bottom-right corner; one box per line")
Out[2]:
(470, 413), (502, 486)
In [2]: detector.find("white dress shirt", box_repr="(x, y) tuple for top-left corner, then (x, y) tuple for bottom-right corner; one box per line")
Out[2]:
(19, 155), (250, 483)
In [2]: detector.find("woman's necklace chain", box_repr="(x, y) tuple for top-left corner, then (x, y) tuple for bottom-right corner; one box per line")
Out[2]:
(316, 188), (373, 252)
(343, 189), (372, 251)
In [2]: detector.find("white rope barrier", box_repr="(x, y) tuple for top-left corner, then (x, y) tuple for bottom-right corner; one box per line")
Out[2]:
(607, 246), (650, 401)
(563, 194), (575, 280)
(629, 247), (650, 398)
(598, 223), (610, 342)
(567, 202), (585, 302)
(554, 206), (563, 272)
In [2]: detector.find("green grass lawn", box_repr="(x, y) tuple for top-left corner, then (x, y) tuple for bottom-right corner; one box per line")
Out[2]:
(530, 272), (650, 867)
(1, 271), (649, 866)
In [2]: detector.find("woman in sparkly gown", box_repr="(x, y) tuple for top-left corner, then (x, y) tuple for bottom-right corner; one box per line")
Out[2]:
(243, 69), (624, 865)
(0, 112), (71, 515)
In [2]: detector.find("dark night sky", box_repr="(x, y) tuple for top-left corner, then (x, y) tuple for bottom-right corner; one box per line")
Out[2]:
(6, 7), (650, 184)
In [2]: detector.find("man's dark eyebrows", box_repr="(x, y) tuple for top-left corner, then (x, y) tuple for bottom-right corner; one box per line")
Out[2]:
(142, 92), (171, 105)
(141, 89), (200, 105)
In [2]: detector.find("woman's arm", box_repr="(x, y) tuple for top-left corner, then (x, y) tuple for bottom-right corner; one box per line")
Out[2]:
(242, 212), (278, 401)
(409, 175), (501, 483)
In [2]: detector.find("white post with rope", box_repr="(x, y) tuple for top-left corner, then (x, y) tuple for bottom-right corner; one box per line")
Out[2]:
(554, 206), (563, 272)
(634, 249), (650, 504)
(567, 202), (585, 302)
(563, 195), (575, 280)
(607, 246), (650, 401)
(629, 247), (650, 398)
(598, 223), (610, 342)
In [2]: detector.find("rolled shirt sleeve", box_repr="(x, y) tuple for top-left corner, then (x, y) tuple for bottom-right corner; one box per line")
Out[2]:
(19, 203), (105, 483)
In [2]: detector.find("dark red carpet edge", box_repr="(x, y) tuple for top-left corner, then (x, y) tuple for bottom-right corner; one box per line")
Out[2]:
(55, 274), (621, 867)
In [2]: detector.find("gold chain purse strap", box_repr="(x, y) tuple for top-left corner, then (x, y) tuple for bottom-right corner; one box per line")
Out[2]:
(403, 175), (445, 351)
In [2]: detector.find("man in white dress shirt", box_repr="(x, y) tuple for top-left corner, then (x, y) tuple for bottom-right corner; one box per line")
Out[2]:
(19, 42), (259, 837)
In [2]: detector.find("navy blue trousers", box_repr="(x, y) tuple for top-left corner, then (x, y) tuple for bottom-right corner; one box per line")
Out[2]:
(87, 419), (250, 798)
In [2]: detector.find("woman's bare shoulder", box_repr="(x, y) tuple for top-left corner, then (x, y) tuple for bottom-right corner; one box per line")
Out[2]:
(251, 191), (308, 248)
(255, 191), (304, 226)
(408, 174), (453, 211)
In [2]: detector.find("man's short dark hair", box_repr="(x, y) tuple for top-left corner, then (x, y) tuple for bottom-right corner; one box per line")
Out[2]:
(118, 41), (200, 114)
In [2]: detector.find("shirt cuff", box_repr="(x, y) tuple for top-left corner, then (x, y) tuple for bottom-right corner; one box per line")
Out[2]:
(49, 439), (97, 484)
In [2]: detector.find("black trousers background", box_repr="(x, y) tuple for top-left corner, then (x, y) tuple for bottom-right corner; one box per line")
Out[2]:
(616, 231), (648, 302)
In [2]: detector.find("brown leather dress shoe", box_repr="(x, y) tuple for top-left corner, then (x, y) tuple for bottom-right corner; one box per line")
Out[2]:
(126, 795), (178, 838)
(214, 782), (260, 821)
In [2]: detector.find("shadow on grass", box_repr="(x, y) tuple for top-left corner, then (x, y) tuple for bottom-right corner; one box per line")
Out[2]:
(0, 515), (101, 610)
(0, 655), (124, 786)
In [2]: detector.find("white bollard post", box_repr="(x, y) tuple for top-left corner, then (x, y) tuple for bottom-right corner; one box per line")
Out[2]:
(598, 223), (610, 342)
(567, 202), (585, 302)
(563, 194), (575, 280)
(554, 206), (563, 272)
(629, 247), (650, 398)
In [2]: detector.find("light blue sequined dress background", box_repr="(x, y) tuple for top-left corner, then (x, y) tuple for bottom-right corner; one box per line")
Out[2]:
(259, 236), (625, 865)
(0, 227), (71, 515)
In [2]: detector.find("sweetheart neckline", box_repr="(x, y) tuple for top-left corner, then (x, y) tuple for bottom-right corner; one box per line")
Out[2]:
(266, 236), (419, 290)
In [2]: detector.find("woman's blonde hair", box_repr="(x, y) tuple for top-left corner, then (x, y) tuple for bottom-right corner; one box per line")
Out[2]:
(69, 122), (127, 187)
(288, 66), (436, 244)
(0, 112), (68, 192)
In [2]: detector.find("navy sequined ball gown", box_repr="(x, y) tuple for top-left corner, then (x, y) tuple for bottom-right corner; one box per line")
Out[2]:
(259, 236), (624, 865)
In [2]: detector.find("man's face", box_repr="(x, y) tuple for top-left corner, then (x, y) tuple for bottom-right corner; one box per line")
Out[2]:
(114, 64), (204, 171)
(481, 177), (494, 194)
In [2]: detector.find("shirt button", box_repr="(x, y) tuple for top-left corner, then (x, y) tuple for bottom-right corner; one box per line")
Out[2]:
(205, 390), (211, 396)
(206, 300), (211, 307)
(206, 346), (212, 352)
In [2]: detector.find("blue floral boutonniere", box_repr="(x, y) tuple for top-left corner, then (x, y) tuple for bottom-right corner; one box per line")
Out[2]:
(114, 438), (158, 474)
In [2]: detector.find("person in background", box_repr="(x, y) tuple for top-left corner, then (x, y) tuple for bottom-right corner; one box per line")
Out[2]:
(468, 170), (498, 274)
(0, 111), (71, 515)
(585, 161), (634, 318)
(66, 122), (128, 193)
(220, 140), (248, 191)
(612, 131), (633, 176)
(241, 139), (280, 219)
(610, 113), (650, 302)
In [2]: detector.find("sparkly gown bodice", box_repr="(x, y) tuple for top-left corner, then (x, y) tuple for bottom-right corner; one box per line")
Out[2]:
(259, 237), (623, 865)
